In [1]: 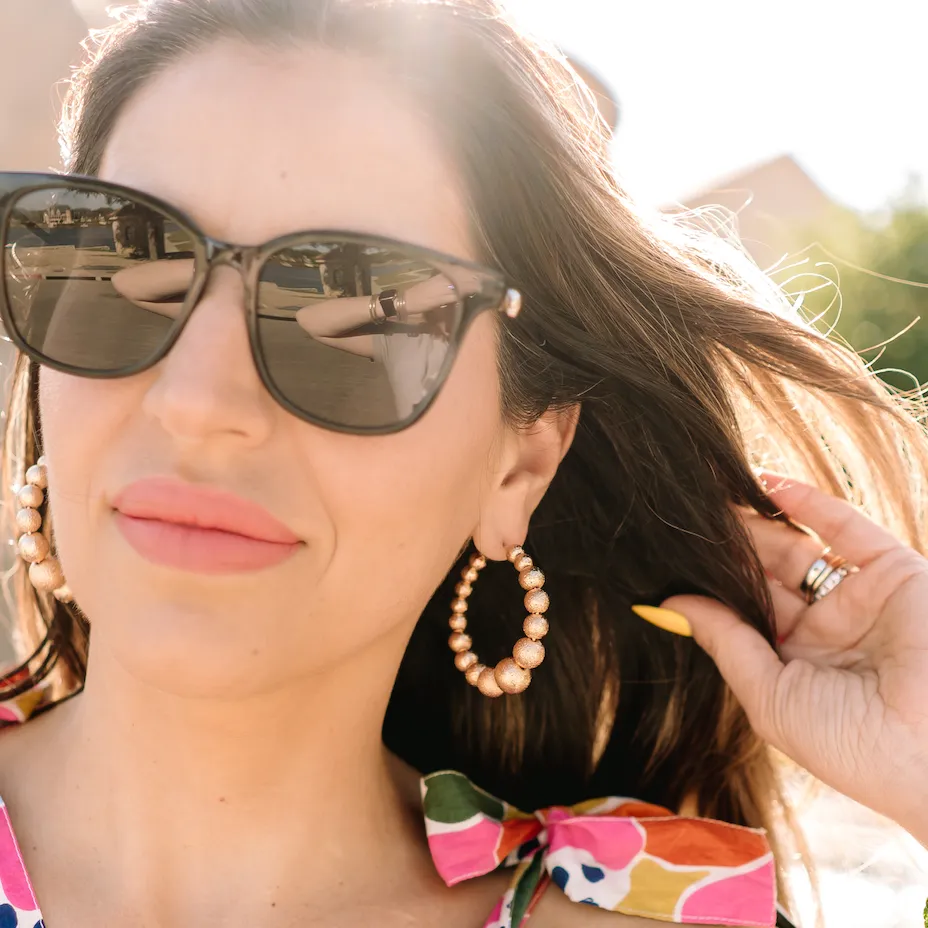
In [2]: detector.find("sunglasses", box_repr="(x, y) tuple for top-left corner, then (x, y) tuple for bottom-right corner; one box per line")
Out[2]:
(0, 172), (521, 434)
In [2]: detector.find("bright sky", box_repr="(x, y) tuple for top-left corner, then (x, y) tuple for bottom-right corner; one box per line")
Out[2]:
(503, 0), (928, 212)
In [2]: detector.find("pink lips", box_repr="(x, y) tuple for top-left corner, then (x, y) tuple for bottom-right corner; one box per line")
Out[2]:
(112, 477), (301, 574)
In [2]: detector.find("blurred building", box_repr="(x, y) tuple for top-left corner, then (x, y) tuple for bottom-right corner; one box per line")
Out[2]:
(677, 153), (835, 268)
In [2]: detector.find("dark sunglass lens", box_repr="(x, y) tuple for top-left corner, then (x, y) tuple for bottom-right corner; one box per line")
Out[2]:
(2, 185), (198, 372)
(256, 241), (464, 429)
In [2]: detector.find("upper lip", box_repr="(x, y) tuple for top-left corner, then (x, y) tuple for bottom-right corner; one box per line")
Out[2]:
(112, 477), (301, 545)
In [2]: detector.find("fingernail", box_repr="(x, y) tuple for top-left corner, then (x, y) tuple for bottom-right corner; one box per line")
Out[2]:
(757, 470), (794, 494)
(751, 465), (769, 490)
(631, 605), (693, 637)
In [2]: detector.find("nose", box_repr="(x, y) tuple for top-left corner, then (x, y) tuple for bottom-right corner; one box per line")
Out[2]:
(141, 267), (276, 448)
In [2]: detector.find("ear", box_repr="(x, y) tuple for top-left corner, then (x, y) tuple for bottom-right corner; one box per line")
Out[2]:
(473, 405), (579, 560)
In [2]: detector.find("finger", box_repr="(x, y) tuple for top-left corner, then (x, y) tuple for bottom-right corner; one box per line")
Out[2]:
(760, 472), (901, 566)
(433, 264), (482, 300)
(768, 582), (805, 644)
(661, 594), (784, 742)
(414, 273), (463, 306)
(748, 513), (833, 589)
(747, 510), (872, 648)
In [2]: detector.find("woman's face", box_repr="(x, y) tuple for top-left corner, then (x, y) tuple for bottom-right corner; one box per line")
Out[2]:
(39, 42), (570, 697)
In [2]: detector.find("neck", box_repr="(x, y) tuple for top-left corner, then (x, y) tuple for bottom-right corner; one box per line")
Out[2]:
(26, 627), (436, 922)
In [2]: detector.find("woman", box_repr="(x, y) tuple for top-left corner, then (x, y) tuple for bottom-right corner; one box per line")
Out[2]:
(0, 1), (925, 925)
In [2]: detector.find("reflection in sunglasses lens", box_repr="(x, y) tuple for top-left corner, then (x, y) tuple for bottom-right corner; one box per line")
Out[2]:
(256, 242), (460, 429)
(2, 186), (197, 371)
(1, 187), (479, 432)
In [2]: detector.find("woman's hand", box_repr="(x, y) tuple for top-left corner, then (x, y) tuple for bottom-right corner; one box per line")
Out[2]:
(661, 475), (928, 843)
(293, 268), (468, 358)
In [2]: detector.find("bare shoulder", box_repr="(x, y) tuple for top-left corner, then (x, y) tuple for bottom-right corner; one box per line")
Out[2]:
(530, 887), (745, 928)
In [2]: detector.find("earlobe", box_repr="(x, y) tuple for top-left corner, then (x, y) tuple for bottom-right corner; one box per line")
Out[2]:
(472, 405), (580, 560)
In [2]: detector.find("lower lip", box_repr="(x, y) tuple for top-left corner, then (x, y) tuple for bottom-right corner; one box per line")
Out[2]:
(114, 513), (300, 574)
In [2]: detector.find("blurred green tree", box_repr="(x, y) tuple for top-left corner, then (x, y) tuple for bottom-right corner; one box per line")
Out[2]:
(774, 176), (928, 392)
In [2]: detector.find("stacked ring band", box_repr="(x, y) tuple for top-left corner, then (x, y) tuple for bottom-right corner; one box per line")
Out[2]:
(799, 547), (857, 604)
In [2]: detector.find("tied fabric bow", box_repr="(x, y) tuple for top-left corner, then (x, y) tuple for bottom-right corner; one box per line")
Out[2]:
(421, 771), (776, 928)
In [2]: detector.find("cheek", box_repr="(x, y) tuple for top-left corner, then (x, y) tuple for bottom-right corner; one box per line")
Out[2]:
(30, 319), (505, 694)
(38, 369), (147, 583)
(40, 367), (145, 455)
(305, 318), (504, 587)
(40, 369), (106, 499)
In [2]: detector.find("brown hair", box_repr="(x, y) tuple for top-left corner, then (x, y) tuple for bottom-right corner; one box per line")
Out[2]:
(4, 0), (927, 914)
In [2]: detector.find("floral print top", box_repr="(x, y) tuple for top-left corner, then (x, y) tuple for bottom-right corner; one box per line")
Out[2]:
(0, 689), (783, 927)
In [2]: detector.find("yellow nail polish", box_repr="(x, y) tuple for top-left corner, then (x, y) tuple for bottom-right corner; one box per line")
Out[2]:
(631, 605), (693, 637)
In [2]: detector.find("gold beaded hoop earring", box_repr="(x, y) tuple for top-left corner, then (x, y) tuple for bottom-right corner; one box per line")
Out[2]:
(15, 457), (73, 604)
(447, 545), (549, 698)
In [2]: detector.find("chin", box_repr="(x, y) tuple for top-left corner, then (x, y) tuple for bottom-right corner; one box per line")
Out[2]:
(88, 596), (303, 699)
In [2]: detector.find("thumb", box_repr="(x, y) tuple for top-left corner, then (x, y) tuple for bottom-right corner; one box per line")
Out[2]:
(660, 595), (785, 743)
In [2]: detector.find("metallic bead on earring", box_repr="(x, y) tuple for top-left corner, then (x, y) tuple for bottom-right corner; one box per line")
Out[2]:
(14, 457), (73, 603)
(446, 544), (550, 697)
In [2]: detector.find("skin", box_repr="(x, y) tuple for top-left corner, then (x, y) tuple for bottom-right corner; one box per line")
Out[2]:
(0, 40), (683, 928)
(0, 41), (572, 928)
(669, 475), (928, 847)
(3, 33), (927, 928)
